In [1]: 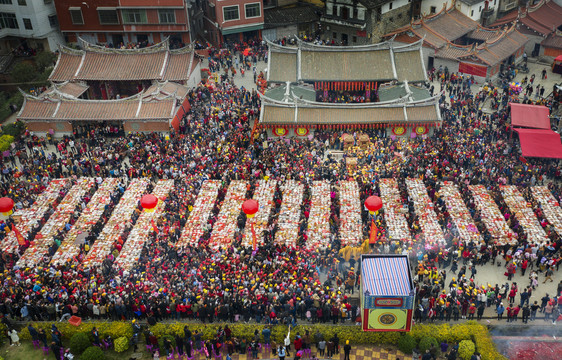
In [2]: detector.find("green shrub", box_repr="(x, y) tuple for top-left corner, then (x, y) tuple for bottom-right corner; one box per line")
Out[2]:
(69, 332), (91, 355)
(458, 339), (476, 360)
(2, 120), (25, 137)
(0, 135), (14, 152)
(397, 333), (417, 354)
(418, 336), (438, 355)
(158, 335), (176, 355)
(14, 321), (505, 359)
(114, 336), (129, 353)
(80, 346), (105, 360)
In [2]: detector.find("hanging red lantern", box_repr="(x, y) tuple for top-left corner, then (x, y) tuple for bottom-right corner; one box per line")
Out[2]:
(365, 196), (383, 215)
(0, 197), (14, 216)
(241, 199), (259, 218)
(140, 194), (158, 212)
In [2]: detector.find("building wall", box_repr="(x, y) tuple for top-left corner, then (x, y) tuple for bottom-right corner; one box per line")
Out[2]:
(25, 121), (73, 136)
(186, 60), (202, 88)
(455, 1), (487, 22)
(54, 0), (191, 45)
(211, 0), (264, 31)
(123, 121), (170, 132)
(369, 3), (411, 42)
(0, 0), (64, 53)
(420, 0), (500, 22)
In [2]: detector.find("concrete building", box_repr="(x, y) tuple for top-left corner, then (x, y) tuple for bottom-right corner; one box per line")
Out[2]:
(420, 0), (498, 24)
(490, 0), (562, 57)
(201, 0), (264, 45)
(384, 5), (527, 81)
(17, 37), (201, 136)
(0, 0), (64, 54)
(263, 1), (321, 41)
(53, 0), (196, 47)
(318, 0), (413, 44)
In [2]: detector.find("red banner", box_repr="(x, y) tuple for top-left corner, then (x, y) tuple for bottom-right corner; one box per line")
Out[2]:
(12, 224), (25, 245)
(458, 62), (487, 77)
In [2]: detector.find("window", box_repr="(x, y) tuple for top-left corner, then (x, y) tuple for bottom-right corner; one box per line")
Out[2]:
(0, 13), (18, 29)
(430, 6), (436, 14)
(44, 0), (52, 4)
(389, 2), (393, 10)
(17, 0), (26, 5)
(479, 6), (482, 11)
(332, 32), (337, 39)
(352, 36), (357, 43)
(245, 3), (260, 18)
(121, 9), (147, 24)
(23, 18), (32, 29)
(98, 9), (119, 25)
(69, 9), (84, 25)
(471, 10), (474, 17)
(158, 9), (176, 24)
(223, 6), (239, 21)
(0, 0), (12, 4)
(48, 14), (58, 28)
(353, 8), (358, 19)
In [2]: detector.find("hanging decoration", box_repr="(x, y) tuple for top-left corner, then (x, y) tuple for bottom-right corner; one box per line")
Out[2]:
(274, 127), (288, 136)
(415, 125), (429, 135)
(392, 126), (406, 136)
(295, 127), (309, 136)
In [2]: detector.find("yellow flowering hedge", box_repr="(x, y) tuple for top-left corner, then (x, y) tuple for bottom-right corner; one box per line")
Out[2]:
(18, 321), (504, 359)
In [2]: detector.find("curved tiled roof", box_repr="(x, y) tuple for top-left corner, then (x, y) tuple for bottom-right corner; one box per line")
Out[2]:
(18, 93), (175, 122)
(49, 38), (195, 82)
(266, 39), (427, 83)
(259, 93), (441, 125)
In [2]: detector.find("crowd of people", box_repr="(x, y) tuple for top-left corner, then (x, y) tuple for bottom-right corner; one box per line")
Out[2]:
(0, 39), (561, 360)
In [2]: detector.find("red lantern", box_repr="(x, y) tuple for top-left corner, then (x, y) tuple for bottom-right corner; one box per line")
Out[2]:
(242, 199), (259, 218)
(0, 197), (14, 216)
(365, 196), (383, 215)
(140, 194), (159, 212)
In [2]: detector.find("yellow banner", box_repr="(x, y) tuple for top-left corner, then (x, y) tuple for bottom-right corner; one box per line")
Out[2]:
(367, 309), (408, 330)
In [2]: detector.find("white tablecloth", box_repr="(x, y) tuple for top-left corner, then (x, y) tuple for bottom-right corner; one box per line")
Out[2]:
(82, 178), (149, 268)
(306, 181), (331, 250)
(469, 185), (516, 245)
(274, 180), (304, 247)
(242, 180), (277, 248)
(51, 178), (120, 265)
(531, 186), (562, 237)
(339, 180), (362, 247)
(439, 182), (482, 244)
(209, 181), (248, 249)
(380, 178), (411, 241)
(17, 177), (96, 267)
(500, 185), (549, 245)
(406, 178), (445, 246)
(114, 179), (174, 270)
(2, 179), (69, 254)
(178, 180), (221, 247)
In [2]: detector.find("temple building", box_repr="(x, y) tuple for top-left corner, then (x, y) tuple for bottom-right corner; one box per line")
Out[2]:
(17, 38), (199, 136)
(260, 38), (441, 139)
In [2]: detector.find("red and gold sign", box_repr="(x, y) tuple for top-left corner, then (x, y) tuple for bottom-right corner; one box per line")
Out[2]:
(375, 298), (403, 307)
(392, 126), (406, 136)
(295, 127), (309, 136)
(273, 127), (287, 136)
(415, 126), (429, 135)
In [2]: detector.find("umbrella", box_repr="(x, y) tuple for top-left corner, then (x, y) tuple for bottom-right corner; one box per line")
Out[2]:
(243, 48), (252, 56)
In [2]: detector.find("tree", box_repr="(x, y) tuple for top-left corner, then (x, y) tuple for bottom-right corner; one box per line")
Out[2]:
(10, 62), (37, 83)
(34, 51), (57, 73)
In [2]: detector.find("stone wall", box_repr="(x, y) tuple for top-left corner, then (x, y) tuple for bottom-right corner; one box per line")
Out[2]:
(369, 5), (412, 43)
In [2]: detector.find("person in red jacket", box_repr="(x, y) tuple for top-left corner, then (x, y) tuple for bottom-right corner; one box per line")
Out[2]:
(294, 335), (302, 353)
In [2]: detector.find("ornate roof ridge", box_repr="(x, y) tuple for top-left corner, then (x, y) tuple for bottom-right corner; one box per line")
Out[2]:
(79, 36), (171, 54)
